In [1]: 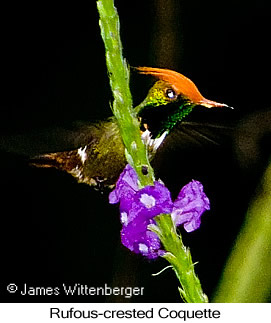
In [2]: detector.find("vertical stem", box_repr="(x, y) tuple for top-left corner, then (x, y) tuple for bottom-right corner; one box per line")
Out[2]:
(153, 214), (208, 303)
(97, 0), (154, 187)
(97, 0), (207, 303)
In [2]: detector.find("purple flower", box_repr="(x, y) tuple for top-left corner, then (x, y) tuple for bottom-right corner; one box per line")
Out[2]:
(109, 164), (210, 258)
(125, 182), (173, 223)
(119, 182), (173, 259)
(172, 180), (210, 232)
(109, 164), (140, 216)
(109, 164), (138, 204)
(114, 181), (173, 258)
(121, 217), (162, 259)
(109, 165), (173, 258)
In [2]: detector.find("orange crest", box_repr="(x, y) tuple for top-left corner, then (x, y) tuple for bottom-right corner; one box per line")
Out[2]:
(137, 67), (228, 108)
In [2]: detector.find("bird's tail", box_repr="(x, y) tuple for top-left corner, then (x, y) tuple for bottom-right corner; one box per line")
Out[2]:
(30, 153), (62, 169)
(30, 150), (79, 172)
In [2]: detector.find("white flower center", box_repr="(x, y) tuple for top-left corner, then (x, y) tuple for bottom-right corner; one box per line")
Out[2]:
(138, 243), (149, 254)
(120, 212), (128, 225)
(140, 193), (156, 209)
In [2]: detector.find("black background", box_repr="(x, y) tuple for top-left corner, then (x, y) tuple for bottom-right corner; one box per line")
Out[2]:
(0, 0), (271, 302)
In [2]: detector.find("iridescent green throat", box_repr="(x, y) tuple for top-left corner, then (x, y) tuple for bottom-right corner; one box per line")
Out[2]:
(161, 103), (193, 134)
(137, 101), (193, 138)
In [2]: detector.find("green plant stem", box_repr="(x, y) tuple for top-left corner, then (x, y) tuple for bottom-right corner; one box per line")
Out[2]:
(152, 215), (208, 303)
(96, 0), (154, 187)
(97, 0), (207, 303)
(213, 161), (271, 302)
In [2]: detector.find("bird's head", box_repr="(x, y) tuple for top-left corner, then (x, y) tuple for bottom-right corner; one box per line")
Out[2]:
(135, 67), (230, 138)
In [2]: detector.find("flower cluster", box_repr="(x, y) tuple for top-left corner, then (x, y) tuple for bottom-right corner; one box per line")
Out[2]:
(109, 164), (210, 259)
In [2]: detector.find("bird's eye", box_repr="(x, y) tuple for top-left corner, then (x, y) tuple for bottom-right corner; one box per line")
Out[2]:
(166, 88), (176, 99)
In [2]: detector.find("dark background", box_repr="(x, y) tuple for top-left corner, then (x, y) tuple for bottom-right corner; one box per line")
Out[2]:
(0, 0), (271, 302)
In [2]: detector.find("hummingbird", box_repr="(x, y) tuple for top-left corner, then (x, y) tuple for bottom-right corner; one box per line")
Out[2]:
(31, 67), (230, 190)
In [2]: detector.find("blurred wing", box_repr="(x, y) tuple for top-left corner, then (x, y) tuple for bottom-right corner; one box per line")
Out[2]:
(155, 107), (235, 155)
(0, 120), (107, 157)
(170, 121), (233, 147)
(152, 109), (236, 184)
